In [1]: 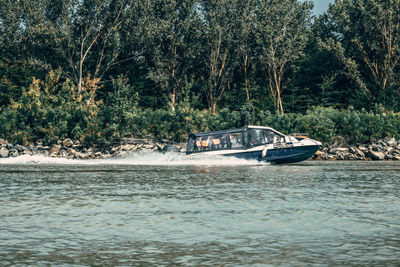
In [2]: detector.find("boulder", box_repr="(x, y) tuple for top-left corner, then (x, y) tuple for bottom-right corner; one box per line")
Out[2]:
(330, 147), (349, 153)
(74, 151), (88, 159)
(59, 149), (68, 157)
(49, 144), (61, 156)
(67, 148), (76, 157)
(0, 147), (9, 158)
(385, 137), (397, 147)
(350, 147), (365, 159)
(0, 138), (8, 146)
(386, 147), (394, 154)
(358, 146), (368, 153)
(368, 150), (385, 160)
(72, 140), (82, 148)
(336, 153), (346, 160)
(15, 145), (26, 153)
(313, 150), (327, 160)
(62, 138), (74, 147)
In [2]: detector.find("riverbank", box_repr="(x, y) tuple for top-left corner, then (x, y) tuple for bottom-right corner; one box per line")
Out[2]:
(312, 137), (400, 161)
(0, 137), (400, 161)
(0, 138), (185, 160)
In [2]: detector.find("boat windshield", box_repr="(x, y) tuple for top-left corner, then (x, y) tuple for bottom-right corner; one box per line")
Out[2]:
(248, 128), (284, 147)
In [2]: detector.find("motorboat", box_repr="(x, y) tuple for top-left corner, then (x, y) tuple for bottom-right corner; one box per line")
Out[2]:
(185, 126), (322, 163)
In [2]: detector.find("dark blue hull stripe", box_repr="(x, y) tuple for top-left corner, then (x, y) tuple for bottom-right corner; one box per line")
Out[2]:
(224, 145), (319, 163)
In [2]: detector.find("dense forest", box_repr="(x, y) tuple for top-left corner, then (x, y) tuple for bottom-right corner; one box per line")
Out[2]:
(1, 0), (400, 145)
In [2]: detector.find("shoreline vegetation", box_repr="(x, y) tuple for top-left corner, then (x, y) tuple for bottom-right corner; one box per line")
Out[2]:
(1, 1), (400, 153)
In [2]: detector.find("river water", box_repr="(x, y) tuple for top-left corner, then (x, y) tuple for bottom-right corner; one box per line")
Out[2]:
(1, 152), (399, 266)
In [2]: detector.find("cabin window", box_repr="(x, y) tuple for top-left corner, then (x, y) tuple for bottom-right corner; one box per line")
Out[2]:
(263, 130), (284, 144)
(249, 129), (265, 146)
(230, 132), (244, 149)
(191, 134), (231, 151)
(187, 136), (196, 152)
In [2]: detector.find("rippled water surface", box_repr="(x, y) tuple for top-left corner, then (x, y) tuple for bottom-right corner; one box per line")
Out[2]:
(1, 154), (400, 266)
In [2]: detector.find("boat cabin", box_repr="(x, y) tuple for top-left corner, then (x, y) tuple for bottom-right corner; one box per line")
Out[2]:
(186, 126), (288, 154)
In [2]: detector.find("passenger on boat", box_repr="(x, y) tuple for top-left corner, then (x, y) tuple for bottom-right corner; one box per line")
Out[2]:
(201, 138), (209, 150)
(211, 137), (221, 149)
(195, 139), (201, 151)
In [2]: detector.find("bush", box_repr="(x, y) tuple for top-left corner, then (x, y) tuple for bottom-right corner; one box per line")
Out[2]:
(1, 76), (400, 147)
(0, 70), (102, 144)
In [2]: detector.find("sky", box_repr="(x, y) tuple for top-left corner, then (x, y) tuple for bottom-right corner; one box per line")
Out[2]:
(312, 0), (334, 14)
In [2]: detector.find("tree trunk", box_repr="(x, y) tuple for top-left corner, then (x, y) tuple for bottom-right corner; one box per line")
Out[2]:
(244, 55), (249, 101)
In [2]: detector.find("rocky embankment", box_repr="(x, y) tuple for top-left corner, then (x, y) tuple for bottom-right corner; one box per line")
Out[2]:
(312, 137), (400, 161)
(1, 137), (400, 161)
(0, 138), (185, 159)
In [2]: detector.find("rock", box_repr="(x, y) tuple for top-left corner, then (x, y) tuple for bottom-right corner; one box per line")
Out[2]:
(350, 147), (365, 159)
(0, 147), (9, 158)
(37, 145), (50, 151)
(35, 139), (44, 146)
(74, 151), (88, 159)
(143, 144), (154, 150)
(101, 154), (111, 159)
(336, 153), (346, 160)
(386, 147), (394, 154)
(49, 144), (61, 156)
(10, 150), (19, 157)
(72, 140), (82, 148)
(313, 150), (326, 160)
(23, 149), (33, 155)
(393, 156), (400, 161)
(368, 150), (385, 160)
(62, 138), (74, 147)
(0, 138), (8, 146)
(59, 149), (68, 157)
(6, 143), (14, 149)
(376, 144), (385, 152)
(67, 148), (76, 157)
(358, 146), (368, 153)
(15, 145), (26, 153)
(330, 147), (349, 153)
(94, 151), (102, 157)
(385, 137), (397, 147)
(120, 144), (137, 151)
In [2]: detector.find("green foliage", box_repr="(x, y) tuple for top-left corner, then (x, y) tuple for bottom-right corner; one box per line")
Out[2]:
(2, 0), (400, 146)
(0, 70), (101, 143)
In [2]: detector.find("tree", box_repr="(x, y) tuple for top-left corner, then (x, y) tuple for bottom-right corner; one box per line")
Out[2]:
(321, 0), (400, 110)
(59, 0), (136, 92)
(198, 0), (243, 113)
(236, 0), (257, 102)
(137, 0), (200, 111)
(254, 0), (313, 114)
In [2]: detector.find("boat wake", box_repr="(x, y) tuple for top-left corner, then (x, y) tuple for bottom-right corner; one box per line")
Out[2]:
(0, 151), (264, 166)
